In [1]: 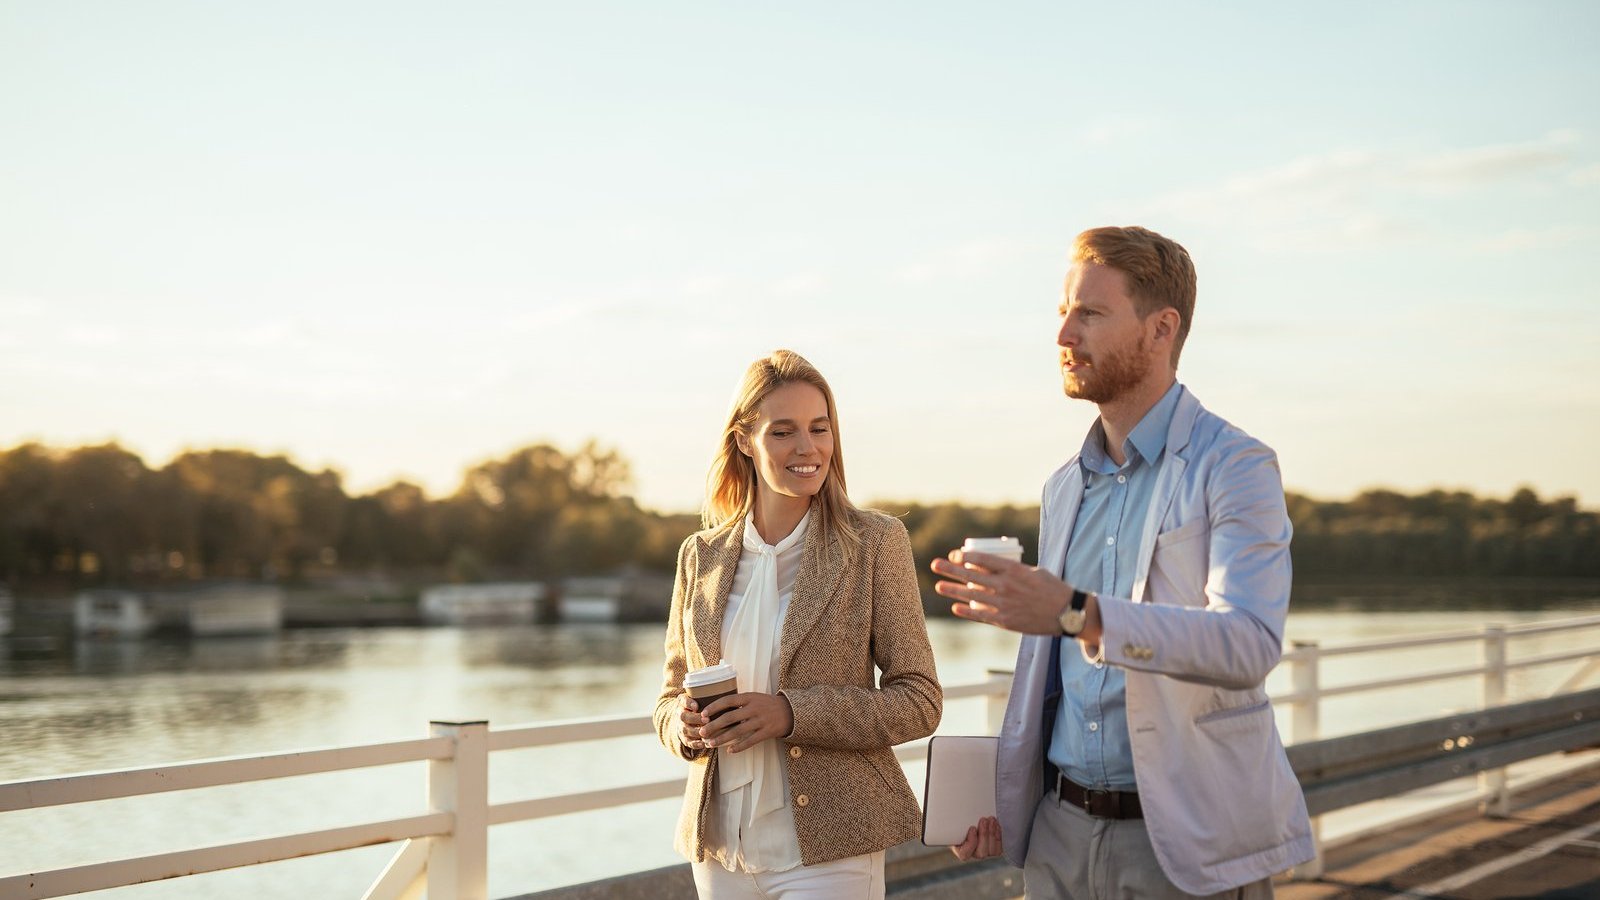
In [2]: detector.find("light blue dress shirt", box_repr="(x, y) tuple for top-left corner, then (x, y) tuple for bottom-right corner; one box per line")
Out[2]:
(1046, 381), (1182, 791)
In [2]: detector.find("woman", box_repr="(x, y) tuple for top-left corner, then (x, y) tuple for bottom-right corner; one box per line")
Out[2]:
(653, 349), (942, 899)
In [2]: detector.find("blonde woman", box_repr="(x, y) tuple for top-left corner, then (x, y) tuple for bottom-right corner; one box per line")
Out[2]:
(653, 349), (942, 899)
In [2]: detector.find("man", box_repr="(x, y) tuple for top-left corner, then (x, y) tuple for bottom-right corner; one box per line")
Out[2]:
(931, 226), (1314, 898)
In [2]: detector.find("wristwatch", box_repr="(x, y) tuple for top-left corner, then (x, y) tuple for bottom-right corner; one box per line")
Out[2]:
(1058, 588), (1090, 636)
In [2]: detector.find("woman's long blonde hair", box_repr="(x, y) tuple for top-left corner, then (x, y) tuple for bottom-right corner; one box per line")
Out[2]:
(703, 349), (862, 563)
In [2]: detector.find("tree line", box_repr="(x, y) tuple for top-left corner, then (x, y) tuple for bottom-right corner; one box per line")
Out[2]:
(2, 442), (1597, 595)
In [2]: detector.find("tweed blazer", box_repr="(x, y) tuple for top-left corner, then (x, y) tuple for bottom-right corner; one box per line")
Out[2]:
(652, 506), (942, 867)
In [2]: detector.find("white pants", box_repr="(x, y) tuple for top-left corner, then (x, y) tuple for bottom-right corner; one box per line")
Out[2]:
(691, 850), (885, 899)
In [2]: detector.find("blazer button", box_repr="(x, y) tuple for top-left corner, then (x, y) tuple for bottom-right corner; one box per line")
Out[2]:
(789, 746), (803, 758)
(1123, 643), (1136, 657)
(795, 794), (810, 807)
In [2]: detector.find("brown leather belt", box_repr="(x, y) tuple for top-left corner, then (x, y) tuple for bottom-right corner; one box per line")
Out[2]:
(1051, 767), (1143, 819)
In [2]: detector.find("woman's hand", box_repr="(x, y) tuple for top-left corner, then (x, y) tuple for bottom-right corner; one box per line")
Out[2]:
(700, 692), (794, 754)
(676, 694), (708, 752)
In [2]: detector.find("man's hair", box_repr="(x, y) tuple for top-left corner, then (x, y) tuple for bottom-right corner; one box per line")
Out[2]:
(1072, 226), (1196, 365)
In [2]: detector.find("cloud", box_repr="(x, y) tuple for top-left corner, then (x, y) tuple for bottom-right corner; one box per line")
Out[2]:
(1137, 129), (1588, 250)
(1406, 129), (1578, 186)
(1570, 163), (1600, 187)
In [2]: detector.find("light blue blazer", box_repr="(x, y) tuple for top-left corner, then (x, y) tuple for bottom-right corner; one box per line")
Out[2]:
(996, 386), (1315, 894)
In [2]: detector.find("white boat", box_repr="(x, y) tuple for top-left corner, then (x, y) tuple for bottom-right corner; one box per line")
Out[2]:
(419, 583), (546, 626)
(76, 585), (284, 638)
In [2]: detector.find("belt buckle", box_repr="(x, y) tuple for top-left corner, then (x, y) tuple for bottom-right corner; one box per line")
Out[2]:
(1082, 788), (1105, 816)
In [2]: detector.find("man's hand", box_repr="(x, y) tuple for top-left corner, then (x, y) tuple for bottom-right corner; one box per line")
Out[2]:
(932, 549), (1101, 641)
(951, 816), (1003, 861)
(700, 692), (795, 754)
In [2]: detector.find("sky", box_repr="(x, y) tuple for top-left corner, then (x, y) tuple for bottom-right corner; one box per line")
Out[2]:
(2, 1), (1598, 514)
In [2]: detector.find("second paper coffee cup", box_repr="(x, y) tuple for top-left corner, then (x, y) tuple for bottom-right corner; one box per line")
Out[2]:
(961, 536), (1024, 563)
(684, 661), (739, 719)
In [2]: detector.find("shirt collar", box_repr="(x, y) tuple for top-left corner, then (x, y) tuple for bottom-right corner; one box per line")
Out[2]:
(741, 506), (810, 554)
(1079, 381), (1184, 475)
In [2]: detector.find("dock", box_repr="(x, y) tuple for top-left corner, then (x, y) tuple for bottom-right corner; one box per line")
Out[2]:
(1280, 761), (1600, 900)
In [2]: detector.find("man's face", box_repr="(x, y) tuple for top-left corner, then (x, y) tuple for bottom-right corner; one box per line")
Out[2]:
(1056, 262), (1155, 404)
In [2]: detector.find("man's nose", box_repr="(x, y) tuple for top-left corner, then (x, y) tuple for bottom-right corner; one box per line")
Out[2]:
(1057, 316), (1077, 347)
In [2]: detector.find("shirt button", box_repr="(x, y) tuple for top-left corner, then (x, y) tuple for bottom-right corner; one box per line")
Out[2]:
(1106, 536), (1116, 546)
(1117, 475), (1127, 484)
(789, 746), (803, 759)
(795, 794), (810, 807)
(1095, 662), (1104, 670)
(1088, 722), (1100, 732)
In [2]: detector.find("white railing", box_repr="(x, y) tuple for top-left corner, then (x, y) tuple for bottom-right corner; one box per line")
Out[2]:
(1, 614), (1597, 898)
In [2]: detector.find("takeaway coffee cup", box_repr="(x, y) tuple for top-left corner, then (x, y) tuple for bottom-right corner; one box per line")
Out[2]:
(683, 660), (739, 719)
(961, 536), (1024, 565)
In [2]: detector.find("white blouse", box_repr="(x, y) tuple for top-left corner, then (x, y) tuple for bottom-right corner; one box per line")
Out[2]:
(705, 509), (809, 873)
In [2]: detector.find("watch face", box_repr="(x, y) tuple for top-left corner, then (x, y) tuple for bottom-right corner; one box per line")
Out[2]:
(1059, 609), (1087, 636)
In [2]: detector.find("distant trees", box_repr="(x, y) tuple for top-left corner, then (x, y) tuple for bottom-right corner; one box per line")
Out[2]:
(0, 441), (689, 588)
(1, 440), (1596, 592)
(1286, 487), (1600, 578)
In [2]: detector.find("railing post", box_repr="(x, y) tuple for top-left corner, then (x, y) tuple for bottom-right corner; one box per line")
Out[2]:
(985, 668), (1013, 735)
(428, 720), (489, 900)
(1289, 640), (1323, 880)
(1480, 625), (1510, 817)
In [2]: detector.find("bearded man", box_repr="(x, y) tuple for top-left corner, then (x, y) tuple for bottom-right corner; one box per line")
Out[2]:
(932, 226), (1315, 898)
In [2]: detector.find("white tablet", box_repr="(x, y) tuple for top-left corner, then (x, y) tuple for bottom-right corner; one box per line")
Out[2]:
(920, 735), (999, 846)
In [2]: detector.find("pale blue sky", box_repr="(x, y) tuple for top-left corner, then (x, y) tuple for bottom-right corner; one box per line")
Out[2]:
(3, 1), (1598, 512)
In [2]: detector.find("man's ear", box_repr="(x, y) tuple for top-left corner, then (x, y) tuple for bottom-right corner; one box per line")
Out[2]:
(1152, 308), (1180, 343)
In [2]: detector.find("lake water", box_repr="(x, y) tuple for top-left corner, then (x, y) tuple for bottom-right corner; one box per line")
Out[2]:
(2, 593), (1598, 899)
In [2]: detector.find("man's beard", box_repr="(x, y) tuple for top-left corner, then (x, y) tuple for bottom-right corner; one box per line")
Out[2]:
(1062, 334), (1153, 404)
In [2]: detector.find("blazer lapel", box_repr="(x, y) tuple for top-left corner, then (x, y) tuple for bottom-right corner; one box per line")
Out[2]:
(1040, 465), (1083, 579)
(779, 506), (842, 679)
(691, 523), (743, 666)
(1130, 387), (1200, 603)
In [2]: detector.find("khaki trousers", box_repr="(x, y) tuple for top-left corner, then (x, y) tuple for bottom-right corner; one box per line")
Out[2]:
(1023, 787), (1274, 900)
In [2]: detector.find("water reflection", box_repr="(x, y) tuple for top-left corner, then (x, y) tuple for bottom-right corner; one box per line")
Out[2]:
(458, 623), (649, 670)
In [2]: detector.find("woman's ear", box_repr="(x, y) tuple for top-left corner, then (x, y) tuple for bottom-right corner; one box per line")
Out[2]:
(733, 432), (752, 458)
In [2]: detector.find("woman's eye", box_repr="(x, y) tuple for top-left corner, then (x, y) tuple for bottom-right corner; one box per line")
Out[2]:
(771, 430), (792, 438)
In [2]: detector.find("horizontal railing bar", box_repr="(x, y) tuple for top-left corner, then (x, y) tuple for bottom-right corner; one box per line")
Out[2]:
(491, 779), (684, 824)
(1316, 663), (1491, 699)
(1504, 615), (1600, 638)
(490, 740), (945, 827)
(1281, 614), (1600, 660)
(1507, 648), (1600, 672)
(490, 714), (655, 751)
(0, 812), (452, 900)
(1300, 720), (1600, 816)
(1309, 629), (1489, 657)
(1289, 687), (1600, 782)
(0, 737), (454, 813)
(487, 679), (1015, 752)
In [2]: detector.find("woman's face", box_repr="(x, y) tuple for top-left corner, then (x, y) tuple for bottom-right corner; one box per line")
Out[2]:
(737, 381), (834, 503)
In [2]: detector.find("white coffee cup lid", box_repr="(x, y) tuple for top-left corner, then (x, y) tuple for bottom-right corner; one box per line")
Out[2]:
(684, 661), (738, 688)
(962, 536), (1024, 557)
